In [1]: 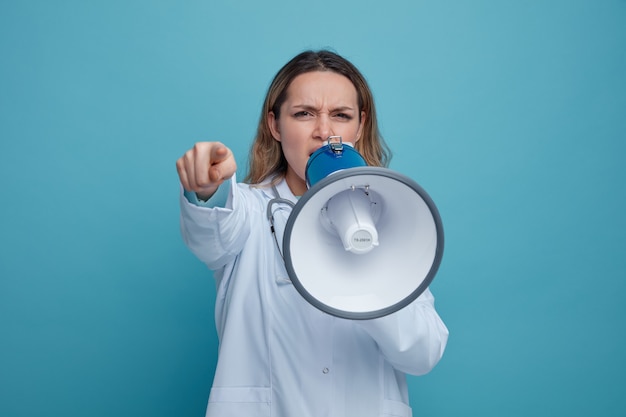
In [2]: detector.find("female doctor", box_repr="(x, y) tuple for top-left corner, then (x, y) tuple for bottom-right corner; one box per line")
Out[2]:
(176, 50), (448, 417)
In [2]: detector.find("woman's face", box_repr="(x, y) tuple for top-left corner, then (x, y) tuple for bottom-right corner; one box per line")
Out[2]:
(268, 71), (365, 196)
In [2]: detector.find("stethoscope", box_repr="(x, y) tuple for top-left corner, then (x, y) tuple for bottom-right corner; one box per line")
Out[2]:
(266, 184), (295, 259)
(265, 136), (349, 259)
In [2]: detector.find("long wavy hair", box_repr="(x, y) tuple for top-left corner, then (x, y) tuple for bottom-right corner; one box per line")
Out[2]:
(244, 50), (391, 185)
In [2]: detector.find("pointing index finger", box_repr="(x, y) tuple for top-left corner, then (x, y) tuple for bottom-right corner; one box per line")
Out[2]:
(211, 144), (229, 165)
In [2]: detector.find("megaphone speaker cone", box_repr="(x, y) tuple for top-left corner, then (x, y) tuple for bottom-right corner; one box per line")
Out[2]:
(283, 167), (444, 320)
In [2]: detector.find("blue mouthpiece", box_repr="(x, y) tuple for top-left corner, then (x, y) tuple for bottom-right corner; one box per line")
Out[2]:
(305, 136), (367, 188)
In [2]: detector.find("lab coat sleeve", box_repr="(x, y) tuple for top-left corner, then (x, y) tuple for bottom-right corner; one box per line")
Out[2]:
(356, 288), (448, 376)
(179, 176), (251, 270)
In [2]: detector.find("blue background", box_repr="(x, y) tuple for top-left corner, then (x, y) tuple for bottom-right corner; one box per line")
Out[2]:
(1, 1), (624, 416)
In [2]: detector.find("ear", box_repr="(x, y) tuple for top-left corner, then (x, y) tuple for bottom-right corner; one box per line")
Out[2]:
(268, 111), (281, 142)
(355, 111), (366, 143)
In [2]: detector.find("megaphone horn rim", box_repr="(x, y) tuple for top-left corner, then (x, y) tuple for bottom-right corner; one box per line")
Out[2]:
(282, 166), (445, 320)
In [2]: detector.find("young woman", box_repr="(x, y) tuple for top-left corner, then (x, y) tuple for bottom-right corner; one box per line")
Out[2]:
(176, 50), (448, 417)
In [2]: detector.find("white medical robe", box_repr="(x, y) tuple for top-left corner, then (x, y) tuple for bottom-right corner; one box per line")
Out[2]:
(179, 176), (448, 417)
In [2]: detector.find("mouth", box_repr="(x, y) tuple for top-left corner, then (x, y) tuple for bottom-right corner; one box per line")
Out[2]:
(309, 144), (325, 157)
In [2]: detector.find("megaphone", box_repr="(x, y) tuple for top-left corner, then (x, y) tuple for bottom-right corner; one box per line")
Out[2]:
(283, 136), (444, 320)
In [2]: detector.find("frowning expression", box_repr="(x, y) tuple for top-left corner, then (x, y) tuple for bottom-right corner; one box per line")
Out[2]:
(268, 71), (365, 195)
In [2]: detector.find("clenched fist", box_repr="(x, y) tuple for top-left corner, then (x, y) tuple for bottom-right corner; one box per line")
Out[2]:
(176, 142), (237, 200)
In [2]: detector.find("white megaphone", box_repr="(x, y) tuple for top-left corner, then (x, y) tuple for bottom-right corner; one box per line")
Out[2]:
(283, 136), (444, 319)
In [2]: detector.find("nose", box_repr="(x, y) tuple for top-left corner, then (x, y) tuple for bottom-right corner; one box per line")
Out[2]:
(313, 114), (333, 141)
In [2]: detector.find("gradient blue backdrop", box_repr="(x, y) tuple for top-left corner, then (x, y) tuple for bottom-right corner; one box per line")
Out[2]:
(1, 1), (624, 416)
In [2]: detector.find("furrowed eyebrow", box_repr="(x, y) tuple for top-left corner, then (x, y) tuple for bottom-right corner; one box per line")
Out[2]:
(291, 104), (318, 112)
(330, 106), (356, 113)
(292, 104), (356, 113)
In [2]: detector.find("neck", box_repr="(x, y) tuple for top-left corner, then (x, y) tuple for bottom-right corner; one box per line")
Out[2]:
(285, 169), (307, 196)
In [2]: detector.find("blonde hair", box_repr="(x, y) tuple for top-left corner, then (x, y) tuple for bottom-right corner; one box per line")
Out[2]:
(244, 50), (391, 185)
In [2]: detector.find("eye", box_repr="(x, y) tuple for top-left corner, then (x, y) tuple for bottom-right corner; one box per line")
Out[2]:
(294, 111), (312, 118)
(334, 113), (353, 120)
